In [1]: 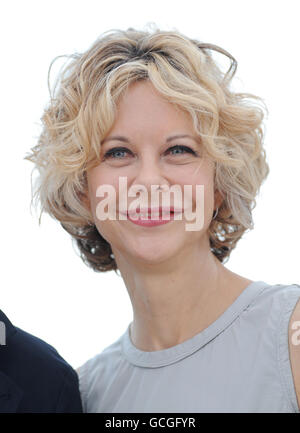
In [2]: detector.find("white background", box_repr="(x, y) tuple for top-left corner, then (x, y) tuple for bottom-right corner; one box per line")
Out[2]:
(1, 0), (299, 369)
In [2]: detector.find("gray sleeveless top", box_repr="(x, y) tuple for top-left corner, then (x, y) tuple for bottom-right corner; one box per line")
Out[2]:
(77, 280), (300, 413)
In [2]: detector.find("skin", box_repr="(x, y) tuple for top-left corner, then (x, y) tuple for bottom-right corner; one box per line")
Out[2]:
(85, 79), (253, 352)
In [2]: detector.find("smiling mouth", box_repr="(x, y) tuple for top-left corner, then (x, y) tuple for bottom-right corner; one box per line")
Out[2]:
(120, 207), (182, 219)
(125, 212), (177, 227)
(127, 211), (175, 220)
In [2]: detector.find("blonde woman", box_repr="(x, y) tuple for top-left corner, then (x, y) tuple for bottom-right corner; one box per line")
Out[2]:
(25, 27), (300, 413)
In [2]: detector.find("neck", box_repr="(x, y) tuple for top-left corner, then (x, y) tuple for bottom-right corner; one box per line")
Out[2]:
(112, 240), (248, 351)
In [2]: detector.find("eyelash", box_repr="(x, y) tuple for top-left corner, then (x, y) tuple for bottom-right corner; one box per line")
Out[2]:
(103, 145), (198, 160)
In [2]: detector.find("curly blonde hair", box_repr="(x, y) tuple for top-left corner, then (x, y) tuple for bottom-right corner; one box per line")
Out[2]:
(24, 26), (269, 274)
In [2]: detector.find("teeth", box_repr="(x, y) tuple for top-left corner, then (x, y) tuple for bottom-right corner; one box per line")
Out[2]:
(130, 211), (173, 218)
(140, 212), (160, 218)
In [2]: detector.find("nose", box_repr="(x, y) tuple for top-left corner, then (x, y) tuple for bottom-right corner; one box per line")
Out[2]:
(129, 153), (170, 195)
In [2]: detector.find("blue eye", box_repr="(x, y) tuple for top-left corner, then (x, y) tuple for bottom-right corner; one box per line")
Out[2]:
(104, 147), (130, 159)
(168, 145), (196, 156)
(103, 145), (197, 160)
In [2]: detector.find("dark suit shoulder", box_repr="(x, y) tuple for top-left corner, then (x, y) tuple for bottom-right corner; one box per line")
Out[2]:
(0, 321), (82, 412)
(12, 326), (73, 371)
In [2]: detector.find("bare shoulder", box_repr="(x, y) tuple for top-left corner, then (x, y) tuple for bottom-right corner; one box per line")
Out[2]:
(288, 297), (300, 410)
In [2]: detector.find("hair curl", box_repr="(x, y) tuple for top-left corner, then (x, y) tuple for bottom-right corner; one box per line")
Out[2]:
(24, 25), (269, 274)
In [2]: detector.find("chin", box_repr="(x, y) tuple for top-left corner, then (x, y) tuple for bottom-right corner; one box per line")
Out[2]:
(126, 242), (182, 265)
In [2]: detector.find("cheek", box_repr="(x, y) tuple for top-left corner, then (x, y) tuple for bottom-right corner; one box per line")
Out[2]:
(87, 169), (118, 216)
(184, 177), (215, 232)
(178, 172), (214, 208)
(191, 183), (214, 224)
(87, 173), (117, 244)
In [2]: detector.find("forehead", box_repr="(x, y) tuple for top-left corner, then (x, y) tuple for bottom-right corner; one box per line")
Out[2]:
(111, 80), (194, 133)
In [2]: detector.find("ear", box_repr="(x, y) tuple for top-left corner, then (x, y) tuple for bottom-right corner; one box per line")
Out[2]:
(214, 189), (224, 209)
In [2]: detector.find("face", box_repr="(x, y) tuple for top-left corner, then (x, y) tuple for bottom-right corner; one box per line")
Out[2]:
(86, 80), (222, 265)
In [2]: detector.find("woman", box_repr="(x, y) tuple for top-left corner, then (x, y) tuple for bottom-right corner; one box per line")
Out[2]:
(24, 27), (300, 413)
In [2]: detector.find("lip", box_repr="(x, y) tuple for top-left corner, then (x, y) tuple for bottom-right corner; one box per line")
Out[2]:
(120, 207), (183, 217)
(126, 213), (176, 227)
(119, 207), (183, 227)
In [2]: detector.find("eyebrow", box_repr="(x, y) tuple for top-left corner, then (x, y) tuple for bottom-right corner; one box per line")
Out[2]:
(101, 134), (200, 145)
